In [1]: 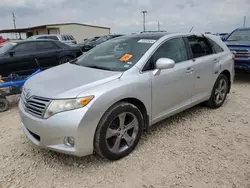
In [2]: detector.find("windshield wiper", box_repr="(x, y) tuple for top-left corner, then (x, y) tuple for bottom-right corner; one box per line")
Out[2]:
(85, 65), (114, 71)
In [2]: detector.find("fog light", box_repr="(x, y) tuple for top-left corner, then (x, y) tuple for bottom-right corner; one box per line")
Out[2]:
(64, 137), (75, 147)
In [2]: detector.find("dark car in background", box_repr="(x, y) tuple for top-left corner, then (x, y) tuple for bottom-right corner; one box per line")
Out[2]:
(223, 28), (250, 72)
(0, 40), (82, 77)
(78, 34), (124, 52)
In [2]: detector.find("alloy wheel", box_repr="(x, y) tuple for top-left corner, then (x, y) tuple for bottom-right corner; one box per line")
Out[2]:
(214, 79), (227, 105)
(105, 112), (139, 154)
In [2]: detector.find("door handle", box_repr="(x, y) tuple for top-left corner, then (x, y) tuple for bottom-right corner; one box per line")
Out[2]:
(186, 67), (194, 73)
(214, 59), (220, 63)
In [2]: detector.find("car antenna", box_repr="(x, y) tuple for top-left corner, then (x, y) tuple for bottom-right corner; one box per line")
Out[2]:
(189, 26), (194, 32)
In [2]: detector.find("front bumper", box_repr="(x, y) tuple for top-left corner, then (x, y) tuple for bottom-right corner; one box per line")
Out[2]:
(19, 101), (98, 157)
(234, 60), (250, 72)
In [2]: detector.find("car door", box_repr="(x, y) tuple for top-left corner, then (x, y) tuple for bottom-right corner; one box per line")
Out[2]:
(149, 37), (195, 123)
(34, 41), (61, 69)
(1, 42), (38, 76)
(186, 36), (217, 102)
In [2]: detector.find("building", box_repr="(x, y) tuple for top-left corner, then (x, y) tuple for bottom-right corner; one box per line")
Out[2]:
(0, 23), (111, 43)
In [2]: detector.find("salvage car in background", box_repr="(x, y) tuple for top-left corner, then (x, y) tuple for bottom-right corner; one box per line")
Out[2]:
(223, 28), (250, 72)
(19, 33), (234, 160)
(27, 34), (77, 46)
(0, 40), (82, 76)
(78, 34), (124, 52)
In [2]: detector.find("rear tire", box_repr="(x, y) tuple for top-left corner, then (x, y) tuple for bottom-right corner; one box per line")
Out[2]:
(94, 102), (144, 161)
(206, 74), (229, 109)
(0, 97), (9, 112)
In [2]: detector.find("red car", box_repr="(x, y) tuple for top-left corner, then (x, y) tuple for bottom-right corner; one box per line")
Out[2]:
(0, 36), (7, 46)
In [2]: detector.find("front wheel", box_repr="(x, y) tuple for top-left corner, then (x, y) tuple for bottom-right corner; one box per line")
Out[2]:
(59, 56), (73, 64)
(206, 74), (229, 109)
(94, 102), (144, 160)
(0, 97), (9, 112)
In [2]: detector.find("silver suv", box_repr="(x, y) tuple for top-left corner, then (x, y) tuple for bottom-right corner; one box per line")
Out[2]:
(27, 34), (77, 46)
(19, 33), (235, 160)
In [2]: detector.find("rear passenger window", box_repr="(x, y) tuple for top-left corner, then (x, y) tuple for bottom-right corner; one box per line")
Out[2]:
(187, 36), (213, 58)
(62, 35), (67, 41)
(153, 37), (188, 63)
(208, 39), (224, 53)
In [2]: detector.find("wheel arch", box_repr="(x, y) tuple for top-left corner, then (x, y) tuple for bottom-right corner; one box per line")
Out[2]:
(97, 97), (150, 132)
(117, 98), (149, 131)
(220, 70), (231, 93)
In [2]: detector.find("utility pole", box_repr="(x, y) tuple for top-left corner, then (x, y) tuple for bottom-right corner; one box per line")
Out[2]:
(141, 10), (147, 32)
(158, 21), (160, 31)
(12, 12), (18, 39)
(243, 16), (246, 28)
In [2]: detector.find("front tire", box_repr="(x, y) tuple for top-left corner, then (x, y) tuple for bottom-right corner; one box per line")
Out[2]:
(59, 56), (73, 64)
(0, 97), (9, 112)
(206, 74), (229, 109)
(94, 102), (144, 160)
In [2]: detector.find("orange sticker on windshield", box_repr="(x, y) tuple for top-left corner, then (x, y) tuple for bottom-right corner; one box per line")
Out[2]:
(120, 54), (133, 62)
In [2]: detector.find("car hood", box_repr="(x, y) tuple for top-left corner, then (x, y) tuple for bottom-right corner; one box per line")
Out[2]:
(225, 41), (250, 48)
(24, 63), (123, 99)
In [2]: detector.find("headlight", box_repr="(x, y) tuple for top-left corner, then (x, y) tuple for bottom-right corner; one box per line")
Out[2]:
(44, 96), (94, 119)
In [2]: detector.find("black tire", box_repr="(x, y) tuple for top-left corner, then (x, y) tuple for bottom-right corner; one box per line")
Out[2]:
(206, 74), (229, 109)
(94, 102), (144, 161)
(59, 56), (73, 64)
(0, 97), (9, 112)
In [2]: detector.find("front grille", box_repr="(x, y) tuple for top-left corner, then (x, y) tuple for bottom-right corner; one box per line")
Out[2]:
(231, 49), (250, 60)
(21, 92), (51, 118)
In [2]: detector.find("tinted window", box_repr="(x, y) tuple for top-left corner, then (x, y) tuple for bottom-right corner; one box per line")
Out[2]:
(153, 37), (188, 63)
(208, 39), (224, 53)
(14, 42), (37, 52)
(187, 36), (213, 58)
(37, 36), (47, 39)
(0, 42), (17, 54)
(46, 36), (59, 40)
(36, 41), (58, 50)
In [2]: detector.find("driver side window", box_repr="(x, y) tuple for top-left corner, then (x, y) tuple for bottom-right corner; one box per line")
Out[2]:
(143, 37), (188, 71)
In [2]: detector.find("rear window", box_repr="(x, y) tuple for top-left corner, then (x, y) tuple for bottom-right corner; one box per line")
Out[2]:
(208, 39), (224, 53)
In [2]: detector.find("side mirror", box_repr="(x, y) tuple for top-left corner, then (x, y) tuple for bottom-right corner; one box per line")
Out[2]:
(221, 37), (226, 41)
(155, 58), (175, 70)
(8, 51), (15, 57)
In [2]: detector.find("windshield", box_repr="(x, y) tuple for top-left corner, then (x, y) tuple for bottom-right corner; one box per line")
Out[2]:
(75, 36), (156, 71)
(0, 42), (17, 54)
(94, 36), (109, 44)
(227, 30), (250, 41)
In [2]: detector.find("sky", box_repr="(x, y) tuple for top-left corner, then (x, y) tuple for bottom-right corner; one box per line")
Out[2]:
(0, 0), (250, 37)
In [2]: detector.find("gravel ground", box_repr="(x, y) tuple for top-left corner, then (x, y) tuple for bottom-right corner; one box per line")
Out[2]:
(0, 74), (250, 188)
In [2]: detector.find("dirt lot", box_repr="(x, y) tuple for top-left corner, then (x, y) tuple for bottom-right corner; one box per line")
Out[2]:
(0, 74), (250, 188)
